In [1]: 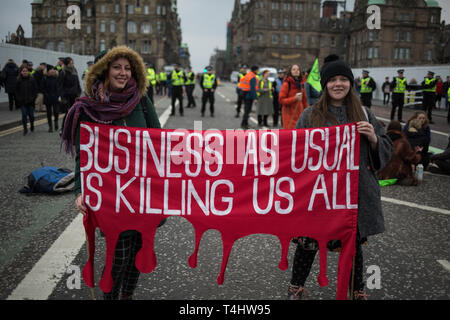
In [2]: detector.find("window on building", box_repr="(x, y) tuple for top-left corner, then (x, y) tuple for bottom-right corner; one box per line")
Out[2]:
(272, 2), (279, 10)
(115, 4), (120, 13)
(141, 22), (152, 34)
(406, 32), (412, 42)
(110, 20), (116, 33)
(87, 25), (91, 34)
(57, 41), (66, 52)
(272, 34), (279, 44)
(284, 18), (289, 28)
(272, 18), (278, 27)
(128, 5), (134, 14)
(128, 39), (136, 50)
(101, 4), (106, 14)
(369, 31), (374, 41)
(100, 20), (106, 33)
(374, 47), (379, 58)
(142, 40), (151, 54)
(295, 3), (303, 11)
(136, 0), (140, 8)
(405, 48), (410, 60)
(330, 37), (336, 47)
(310, 35), (316, 45)
(58, 8), (62, 18)
(46, 41), (55, 51)
(127, 21), (137, 33)
(295, 19), (301, 29)
(283, 3), (290, 10)
(87, 8), (92, 17)
(284, 34), (289, 45)
(48, 26), (52, 36)
(100, 39), (106, 51)
(295, 35), (302, 45)
(144, 5), (150, 14)
(427, 50), (433, 61)
(430, 15), (436, 23)
(368, 47), (373, 59)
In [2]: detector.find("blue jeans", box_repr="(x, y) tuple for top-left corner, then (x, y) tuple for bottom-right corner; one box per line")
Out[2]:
(21, 105), (35, 130)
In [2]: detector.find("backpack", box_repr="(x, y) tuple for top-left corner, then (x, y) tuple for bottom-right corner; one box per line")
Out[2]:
(19, 167), (74, 194)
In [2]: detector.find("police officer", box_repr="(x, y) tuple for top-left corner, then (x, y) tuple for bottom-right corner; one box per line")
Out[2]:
(390, 69), (408, 122)
(82, 61), (94, 81)
(159, 70), (168, 96)
(360, 70), (376, 108)
(145, 63), (157, 104)
(422, 71), (437, 123)
(185, 66), (196, 108)
(168, 63), (186, 116)
(235, 65), (248, 118)
(200, 66), (217, 117)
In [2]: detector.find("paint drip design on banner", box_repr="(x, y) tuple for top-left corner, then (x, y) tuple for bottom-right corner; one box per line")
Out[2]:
(79, 123), (360, 300)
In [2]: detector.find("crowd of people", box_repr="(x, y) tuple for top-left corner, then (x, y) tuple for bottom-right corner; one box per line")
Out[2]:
(1, 45), (449, 301)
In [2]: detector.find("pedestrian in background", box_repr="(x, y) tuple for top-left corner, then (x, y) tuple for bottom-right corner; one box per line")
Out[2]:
(58, 57), (81, 133)
(289, 55), (393, 300)
(15, 65), (38, 135)
(62, 46), (162, 300)
(42, 66), (60, 132)
(421, 71), (436, 124)
(444, 75), (450, 123)
(304, 67), (321, 107)
(200, 66), (217, 117)
(185, 66), (197, 108)
(272, 68), (285, 127)
(278, 64), (308, 129)
(435, 76), (443, 109)
(1, 59), (19, 111)
(239, 65), (259, 129)
(256, 69), (273, 127)
(168, 63), (186, 116)
(360, 70), (376, 109)
(235, 65), (248, 118)
(33, 62), (47, 112)
(382, 77), (391, 105)
(390, 69), (408, 123)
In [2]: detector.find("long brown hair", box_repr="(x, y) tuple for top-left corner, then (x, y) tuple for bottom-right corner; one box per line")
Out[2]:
(308, 86), (366, 128)
(406, 110), (429, 129)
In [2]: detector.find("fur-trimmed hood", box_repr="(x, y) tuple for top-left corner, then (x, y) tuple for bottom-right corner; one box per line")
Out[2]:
(84, 46), (148, 98)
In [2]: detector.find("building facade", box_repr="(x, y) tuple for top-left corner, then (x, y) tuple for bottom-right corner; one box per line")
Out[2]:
(228, 0), (447, 71)
(29, 0), (189, 71)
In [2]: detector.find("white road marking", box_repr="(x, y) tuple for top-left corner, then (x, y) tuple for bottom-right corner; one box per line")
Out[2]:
(7, 214), (85, 300)
(437, 260), (450, 272)
(381, 196), (450, 216)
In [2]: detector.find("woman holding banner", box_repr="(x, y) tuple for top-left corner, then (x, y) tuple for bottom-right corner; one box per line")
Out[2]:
(61, 46), (162, 300)
(288, 55), (393, 300)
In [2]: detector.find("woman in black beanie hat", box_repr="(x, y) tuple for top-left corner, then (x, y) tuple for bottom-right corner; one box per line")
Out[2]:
(287, 55), (393, 300)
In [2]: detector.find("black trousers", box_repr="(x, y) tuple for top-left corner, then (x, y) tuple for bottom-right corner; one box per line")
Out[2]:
(391, 93), (404, 121)
(201, 90), (215, 115)
(45, 103), (59, 129)
(273, 92), (280, 127)
(360, 93), (372, 108)
(236, 89), (245, 115)
(8, 92), (16, 110)
(383, 92), (390, 105)
(241, 98), (254, 127)
(147, 86), (154, 105)
(171, 86), (184, 115)
(186, 84), (196, 107)
(103, 232), (142, 300)
(422, 92), (435, 121)
(290, 235), (365, 293)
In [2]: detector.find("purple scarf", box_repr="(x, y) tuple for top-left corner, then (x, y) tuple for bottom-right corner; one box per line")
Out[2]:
(61, 77), (140, 156)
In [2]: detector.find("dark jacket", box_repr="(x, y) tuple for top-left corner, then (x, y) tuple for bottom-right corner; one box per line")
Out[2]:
(58, 66), (81, 98)
(15, 76), (38, 107)
(42, 71), (60, 106)
(296, 105), (393, 238)
(1, 62), (19, 93)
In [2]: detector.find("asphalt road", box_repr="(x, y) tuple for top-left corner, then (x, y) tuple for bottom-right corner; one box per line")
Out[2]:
(0, 82), (449, 302)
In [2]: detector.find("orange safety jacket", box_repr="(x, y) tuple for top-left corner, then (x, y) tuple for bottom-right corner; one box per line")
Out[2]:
(238, 71), (259, 92)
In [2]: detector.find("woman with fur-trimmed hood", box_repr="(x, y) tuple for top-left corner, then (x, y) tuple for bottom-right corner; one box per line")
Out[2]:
(61, 46), (161, 300)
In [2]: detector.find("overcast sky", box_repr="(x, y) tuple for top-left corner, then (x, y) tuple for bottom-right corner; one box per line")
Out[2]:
(1, 0), (450, 72)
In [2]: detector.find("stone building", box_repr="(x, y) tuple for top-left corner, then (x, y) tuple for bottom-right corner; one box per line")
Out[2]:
(228, 0), (448, 71)
(29, 0), (189, 71)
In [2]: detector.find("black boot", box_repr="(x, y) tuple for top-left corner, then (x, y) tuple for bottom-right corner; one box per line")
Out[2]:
(30, 122), (34, 132)
(54, 119), (59, 131)
(48, 123), (53, 133)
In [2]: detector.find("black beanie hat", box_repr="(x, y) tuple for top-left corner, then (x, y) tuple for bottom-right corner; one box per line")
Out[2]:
(320, 54), (354, 88)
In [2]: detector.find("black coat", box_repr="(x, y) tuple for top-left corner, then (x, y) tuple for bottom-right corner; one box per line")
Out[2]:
(15, 76), (38, 107)
(58, 66), (81, 98)
(1, 62), (19, 93)
(42, 75), (60, 106)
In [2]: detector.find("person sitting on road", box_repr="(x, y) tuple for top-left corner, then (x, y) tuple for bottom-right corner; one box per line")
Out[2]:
(378, 120), (422, 186)
(403, 111), (431, 169)
(428, 135), (450, 175)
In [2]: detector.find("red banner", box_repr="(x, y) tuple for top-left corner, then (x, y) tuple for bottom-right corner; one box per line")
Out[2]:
(80, 122), (360, 299)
